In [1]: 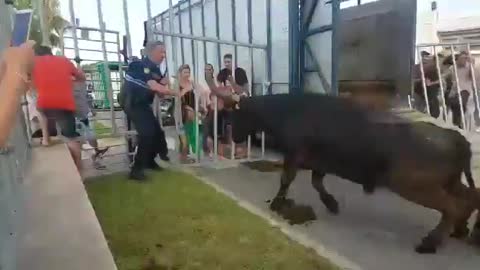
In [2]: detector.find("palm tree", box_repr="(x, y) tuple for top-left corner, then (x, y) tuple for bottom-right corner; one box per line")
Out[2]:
(14, 0), (69, 47)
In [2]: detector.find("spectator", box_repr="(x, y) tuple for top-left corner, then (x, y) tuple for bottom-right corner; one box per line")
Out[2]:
(31, 45), (85, 173)
(173, 64), (198, 163)
(220, 53), (249, 96)
(0, 41), (36, 148)
(73, 80), (109, 169)
(413, 51), (441, 118)
(123, 41), (177, 181)
(444, 51), (480, 129)
(202, 64), (232, 159)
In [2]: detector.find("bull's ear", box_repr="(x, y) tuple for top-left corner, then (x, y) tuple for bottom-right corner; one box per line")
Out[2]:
(235, 103), (240, 110)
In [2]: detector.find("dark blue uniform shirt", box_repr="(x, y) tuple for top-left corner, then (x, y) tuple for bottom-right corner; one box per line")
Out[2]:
(124, 58), (165, 108)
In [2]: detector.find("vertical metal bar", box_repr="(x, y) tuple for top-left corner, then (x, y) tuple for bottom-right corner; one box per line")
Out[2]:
(122, 0), (133, 58)
(467, 43), (480, 125)
(408, 95), (413, 109)
(299, 0), (305, 92)
(169, 0), (179, 74)
(96, 0), (116, 134)
(201, 0), (207, 61)
(433, 45), (448, 121)
(247, 0), (254, 95)
(266, 0), (272, 94)
(247, 47), (253, 160)
(68, 0), (80, 65)
(213, 96), (218, 161)
(357, 0), (361, 5)
(289, 0), (300, 94)
(146, 0), (153, 38)
(178, 5), (185, 64)
(194, 41), (200, 163)
(35, 0), (50, 46)
(215, 0), (222, 69)
(232, 0), (238, 68)
(231, 47), (236, 160)
(450, 45), (467, 129)
(331, 0), (340, 96)
(188, 0), (196, 81)
(416, 47), (431, 116)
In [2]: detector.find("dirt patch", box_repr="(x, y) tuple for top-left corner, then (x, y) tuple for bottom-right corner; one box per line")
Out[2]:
(267, 198), (317, 225)
(243, 160), (283, 172)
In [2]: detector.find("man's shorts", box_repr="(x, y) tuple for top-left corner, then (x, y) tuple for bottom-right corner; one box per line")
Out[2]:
(40, 109), (80, 140)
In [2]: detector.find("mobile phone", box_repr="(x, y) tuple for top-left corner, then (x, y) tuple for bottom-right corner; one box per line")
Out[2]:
(11, 9), (33, 47)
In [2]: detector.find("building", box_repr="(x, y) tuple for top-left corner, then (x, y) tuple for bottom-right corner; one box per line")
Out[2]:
(437, 16), (480, 62)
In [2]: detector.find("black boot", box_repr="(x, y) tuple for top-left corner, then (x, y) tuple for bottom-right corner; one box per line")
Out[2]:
(160, 154), (170, 162)
(129, 169), (147, 181)
(147, 161), (163, 172)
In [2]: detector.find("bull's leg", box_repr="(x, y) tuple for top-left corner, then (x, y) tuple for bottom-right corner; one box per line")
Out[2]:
(469, 188), (480, 246)
(311, 170), (339, 214)
(270, 157), (297, 211)
(449, 183), (475, 239)
(407, 190), (462, 254)
(471, 211), (480, 246)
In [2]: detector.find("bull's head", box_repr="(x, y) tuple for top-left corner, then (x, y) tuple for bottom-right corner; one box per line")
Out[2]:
(231, 99), (255, 144)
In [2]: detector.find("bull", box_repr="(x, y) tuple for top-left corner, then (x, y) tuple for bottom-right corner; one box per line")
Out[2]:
(232, 93), (480, 254)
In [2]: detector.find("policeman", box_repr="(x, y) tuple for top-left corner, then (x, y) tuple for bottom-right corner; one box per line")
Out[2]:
(123, 41), (178, 181)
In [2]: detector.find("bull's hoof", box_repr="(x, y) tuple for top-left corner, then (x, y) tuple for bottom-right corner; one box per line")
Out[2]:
(320, 194), (339, 215)
(470, 227), (480, 246)
(415, 237), (438, 254)
(269, 197), (287, 211)
(362, 184), (376, 194)
(415, 243), (437, 254)
(450, 226), (470, 239)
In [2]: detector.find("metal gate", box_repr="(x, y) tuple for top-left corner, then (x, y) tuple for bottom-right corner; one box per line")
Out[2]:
(415, 42), (480, 131)
(147, 0), (277, 164)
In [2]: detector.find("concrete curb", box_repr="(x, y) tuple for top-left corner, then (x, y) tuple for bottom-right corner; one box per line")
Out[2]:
(165, 163), (363, 270)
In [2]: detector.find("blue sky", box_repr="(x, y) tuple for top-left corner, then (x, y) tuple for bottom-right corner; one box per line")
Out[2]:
(59, 0), (479, 59)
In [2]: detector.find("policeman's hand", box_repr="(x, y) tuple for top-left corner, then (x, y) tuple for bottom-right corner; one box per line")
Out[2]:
(160, 77), (169, 86)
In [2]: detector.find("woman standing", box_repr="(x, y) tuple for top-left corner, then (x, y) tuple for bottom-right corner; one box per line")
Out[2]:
(174, 64), (205, 163)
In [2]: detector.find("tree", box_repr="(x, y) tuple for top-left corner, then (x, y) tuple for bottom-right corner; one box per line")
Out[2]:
(14, 0), (69, 47)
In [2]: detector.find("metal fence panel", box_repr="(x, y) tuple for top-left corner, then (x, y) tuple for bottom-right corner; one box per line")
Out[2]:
(235, 0), (249, 44)
(302, 0), (333, 94)
(270, 0), (289, 91)
(204, 0), (220, 72)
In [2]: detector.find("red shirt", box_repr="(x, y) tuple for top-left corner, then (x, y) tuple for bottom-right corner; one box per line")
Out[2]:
(33, 55), (78, 111)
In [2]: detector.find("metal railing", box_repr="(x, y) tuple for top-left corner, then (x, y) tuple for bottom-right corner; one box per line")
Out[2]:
(413, 42), (480, 131)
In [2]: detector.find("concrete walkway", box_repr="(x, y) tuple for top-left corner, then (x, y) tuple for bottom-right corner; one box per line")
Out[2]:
(17, 145), (117, 270)
(190, 164), (480, 270)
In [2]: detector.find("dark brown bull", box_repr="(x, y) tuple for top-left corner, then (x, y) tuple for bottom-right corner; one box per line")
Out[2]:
(232, 93), (480, 254)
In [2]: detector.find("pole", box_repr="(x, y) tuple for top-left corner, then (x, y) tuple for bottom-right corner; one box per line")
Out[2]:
(146, 0), (153, 42)
(95, 0), (116, 134)
(68, 0), (80, 66)
(169, 0), (178, 73)
(35, 0), (50, 46)
(194, 41), (200, 163)
(122, 0), (133, 58)
(433, 45), (448, 121)
(450, 45), (467, 129)
(416, 47), (431, 116)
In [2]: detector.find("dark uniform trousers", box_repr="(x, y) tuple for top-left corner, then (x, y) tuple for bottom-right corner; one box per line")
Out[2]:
(126, 105), (168, 171)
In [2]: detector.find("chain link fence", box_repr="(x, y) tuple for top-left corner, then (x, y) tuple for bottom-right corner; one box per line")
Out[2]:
(1, 1), (32, 270)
